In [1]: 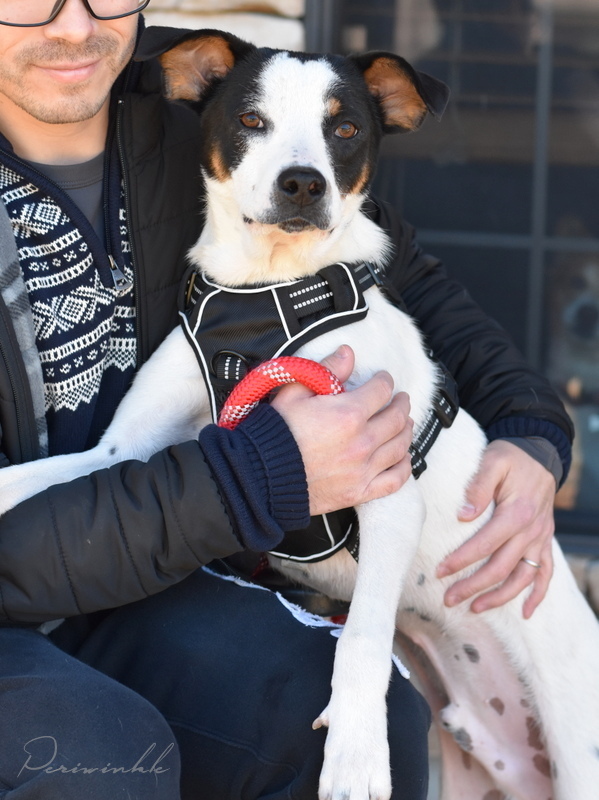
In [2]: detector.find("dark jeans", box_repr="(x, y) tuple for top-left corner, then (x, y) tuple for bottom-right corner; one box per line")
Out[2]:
(0, 568), (431, 799)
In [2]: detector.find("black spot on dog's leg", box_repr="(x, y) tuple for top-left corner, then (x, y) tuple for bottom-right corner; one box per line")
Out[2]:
(533, 754), (551, 777)
(526, 716), (544, 751)
(489, 697), (505, 715)
(463, 644), (480, 663)
(109, 446), (117, 456)
(452, 727), (473, 752)
(417, 573), (425, 585)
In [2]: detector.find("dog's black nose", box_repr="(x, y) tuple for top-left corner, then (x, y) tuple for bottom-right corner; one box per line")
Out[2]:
(277, 168), (326, 206)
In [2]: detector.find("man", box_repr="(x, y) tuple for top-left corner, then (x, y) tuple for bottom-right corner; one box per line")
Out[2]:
(0, 2), (571, 798)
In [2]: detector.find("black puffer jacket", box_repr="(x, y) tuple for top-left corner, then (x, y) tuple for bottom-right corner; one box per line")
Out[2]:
(0, 45), (572, 626)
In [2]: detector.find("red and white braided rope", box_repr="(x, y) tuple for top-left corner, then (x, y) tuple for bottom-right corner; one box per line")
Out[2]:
(218, 356), (345, 430)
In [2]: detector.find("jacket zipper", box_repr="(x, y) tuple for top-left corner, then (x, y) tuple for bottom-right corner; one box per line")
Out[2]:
(115, 96), (144, 368)
(0, 300), (38, 462)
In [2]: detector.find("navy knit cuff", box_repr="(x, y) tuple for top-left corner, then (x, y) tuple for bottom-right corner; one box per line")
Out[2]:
(485, 416), (572, 487)
(198, 404), (309, 552)
(237, 403), (310, 533)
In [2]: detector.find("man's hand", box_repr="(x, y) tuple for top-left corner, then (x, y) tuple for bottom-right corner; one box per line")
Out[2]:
(437, 440), (556, 619)
(272, 345), (414, 516)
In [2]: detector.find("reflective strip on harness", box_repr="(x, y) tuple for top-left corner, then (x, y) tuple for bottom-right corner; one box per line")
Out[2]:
(178, 262), (459, 562)
(178, 263), (377, 563)
(179, 263), (376, 423)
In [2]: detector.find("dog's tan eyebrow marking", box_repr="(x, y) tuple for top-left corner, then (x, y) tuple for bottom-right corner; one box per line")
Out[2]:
(327, 97), (342, 117)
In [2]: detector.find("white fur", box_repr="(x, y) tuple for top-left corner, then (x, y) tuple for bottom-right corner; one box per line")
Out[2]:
(3, 52), (599, 800)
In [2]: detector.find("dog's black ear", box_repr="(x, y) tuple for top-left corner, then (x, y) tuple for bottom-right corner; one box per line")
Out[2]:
(350, 52), (449, 133)
(135, 27), (255, 102)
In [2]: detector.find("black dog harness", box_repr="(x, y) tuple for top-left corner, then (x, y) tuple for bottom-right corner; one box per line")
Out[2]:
(179, 262), (458, 562)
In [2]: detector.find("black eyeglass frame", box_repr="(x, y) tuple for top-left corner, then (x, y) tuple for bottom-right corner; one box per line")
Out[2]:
(0, 0), (150, 27)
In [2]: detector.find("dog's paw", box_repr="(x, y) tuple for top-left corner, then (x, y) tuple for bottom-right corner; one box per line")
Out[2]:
(316, 705), (392, 800)
(318, 745), (392, 800)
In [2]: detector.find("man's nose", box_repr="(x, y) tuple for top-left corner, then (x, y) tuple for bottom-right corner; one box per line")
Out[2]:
(44, 0), (96, 42)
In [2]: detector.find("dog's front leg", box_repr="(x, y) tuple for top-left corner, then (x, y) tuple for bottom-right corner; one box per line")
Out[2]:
(0, 328), (210, 517)
(315, 479), (425, 800)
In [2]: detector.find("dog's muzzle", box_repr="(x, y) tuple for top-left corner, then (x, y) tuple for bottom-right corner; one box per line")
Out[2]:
(256, 167), (331, 232)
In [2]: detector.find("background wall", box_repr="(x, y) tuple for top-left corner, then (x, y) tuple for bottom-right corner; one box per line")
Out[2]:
(143, 0), (305, 49)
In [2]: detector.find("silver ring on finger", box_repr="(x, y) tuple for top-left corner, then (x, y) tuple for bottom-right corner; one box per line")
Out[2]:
(521, 557), (541, 569)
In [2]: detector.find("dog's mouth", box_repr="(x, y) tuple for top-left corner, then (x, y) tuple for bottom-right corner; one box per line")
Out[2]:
(244, 214), (330, 234)
(277, 218), (316, 233)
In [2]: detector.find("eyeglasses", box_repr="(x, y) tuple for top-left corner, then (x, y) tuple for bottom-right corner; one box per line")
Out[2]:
(0, 0), (150, 27)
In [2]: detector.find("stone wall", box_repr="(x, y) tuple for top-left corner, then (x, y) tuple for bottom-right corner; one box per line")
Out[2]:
(143, 0), (305, 49)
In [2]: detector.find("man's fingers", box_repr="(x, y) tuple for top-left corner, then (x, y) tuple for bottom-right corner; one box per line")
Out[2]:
(468, 560), (542, 613)
(459, 456), (504, 521)
(468, 548), (552, 614)
(355, 406), (413, 485)
(348, 371), (395, 419)
(360, 456), (414, 503)
(318, 344), (355, 384)
(437, 507), (500, 578)
(522, 542), (554, 618)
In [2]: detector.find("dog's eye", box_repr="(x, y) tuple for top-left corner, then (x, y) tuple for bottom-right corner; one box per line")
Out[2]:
(239, 112), (264, 129)
(335, 121), (358, 139)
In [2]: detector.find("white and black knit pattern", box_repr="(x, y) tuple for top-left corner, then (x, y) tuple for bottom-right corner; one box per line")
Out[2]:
(0, 162), (136, 455)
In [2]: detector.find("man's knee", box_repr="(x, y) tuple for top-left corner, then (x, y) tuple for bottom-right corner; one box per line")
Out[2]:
(0, 629), (180, 799)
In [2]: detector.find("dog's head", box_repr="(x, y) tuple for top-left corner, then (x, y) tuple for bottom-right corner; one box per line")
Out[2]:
(136, 28), (448, 241)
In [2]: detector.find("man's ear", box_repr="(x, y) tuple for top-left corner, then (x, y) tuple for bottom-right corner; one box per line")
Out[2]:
(350, 51), (449, 133)
(135, 27), (255, 102)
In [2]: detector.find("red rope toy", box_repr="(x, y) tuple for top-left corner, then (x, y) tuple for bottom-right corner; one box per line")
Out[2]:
(218, 356), (345, 430)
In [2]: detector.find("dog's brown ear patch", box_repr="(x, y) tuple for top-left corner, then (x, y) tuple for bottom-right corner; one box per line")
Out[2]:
(159, 36), (236, 102)
(363, 57), (428, 132)
(351, 51), (449, 133)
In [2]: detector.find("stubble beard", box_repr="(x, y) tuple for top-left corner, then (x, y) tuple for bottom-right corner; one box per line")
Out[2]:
(0, 34), (135, 124)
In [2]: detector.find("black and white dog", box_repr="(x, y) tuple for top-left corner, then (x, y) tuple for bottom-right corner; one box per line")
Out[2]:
(2, 28), (599, 800)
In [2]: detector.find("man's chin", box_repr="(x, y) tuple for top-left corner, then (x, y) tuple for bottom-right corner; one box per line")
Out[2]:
(9, 78), (110, 125)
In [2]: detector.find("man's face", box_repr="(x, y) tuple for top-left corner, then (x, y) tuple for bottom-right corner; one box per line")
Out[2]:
(0, 0), (139, 125)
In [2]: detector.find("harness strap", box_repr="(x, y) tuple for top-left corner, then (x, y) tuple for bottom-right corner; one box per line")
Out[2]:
(180, 262), (380, 421)
(179, 261), (459, 563)
(409, 361), (459, 478)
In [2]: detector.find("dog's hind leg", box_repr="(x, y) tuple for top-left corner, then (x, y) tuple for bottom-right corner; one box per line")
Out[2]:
(395, 632), (509, 800)
(396, 618), (553, 800)
(313, 479), (425, 800)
